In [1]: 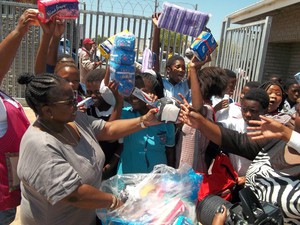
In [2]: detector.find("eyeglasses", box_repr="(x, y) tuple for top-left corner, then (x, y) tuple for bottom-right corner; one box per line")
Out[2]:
(50, 98), (78, 106)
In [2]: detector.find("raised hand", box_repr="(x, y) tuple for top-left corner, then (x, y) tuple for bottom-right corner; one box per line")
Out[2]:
(16, 9), (39, 36)
(247, 115), (289, 141)
(38, 17), (56, 35)
(151, 12), (161, 27)
(53, 19), (65, 38)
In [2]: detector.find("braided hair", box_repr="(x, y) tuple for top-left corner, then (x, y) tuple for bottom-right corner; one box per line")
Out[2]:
(17, 73), (67, 115)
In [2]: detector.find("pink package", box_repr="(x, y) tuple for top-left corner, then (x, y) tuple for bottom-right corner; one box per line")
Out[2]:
(37, 0), (79, 23)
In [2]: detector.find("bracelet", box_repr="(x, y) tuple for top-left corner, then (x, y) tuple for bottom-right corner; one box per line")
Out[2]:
(114, 153), (120, 158)
(139, 116), (147, 129)
(109, 195), (117, 209)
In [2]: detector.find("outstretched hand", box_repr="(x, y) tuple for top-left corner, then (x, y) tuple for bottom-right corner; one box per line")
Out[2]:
(142, 108), (160, 127)
(177, 93), (201, 129)
(247, 115), (288, 140)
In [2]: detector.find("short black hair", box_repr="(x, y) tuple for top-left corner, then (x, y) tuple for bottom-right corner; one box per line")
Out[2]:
(57, 54), (74, 63)
(166, 55), (184, 68)
(140, 72), (164, 98)
(197, 67), (228, 100)
(54, 61), (78, 74)
(284, 79), (298, 91)
(86, 68), (106, 83)
(17, 73), (67, 115)
(224, 69), (236, 78)
(243, 88), (269, 110)
(244, 81), (261, 89)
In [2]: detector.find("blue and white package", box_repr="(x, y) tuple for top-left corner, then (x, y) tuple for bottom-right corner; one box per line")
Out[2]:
(110, 62), (135, 96)
(110, 48), (135, 65)
(191, 31), (218, 61)
(114, 33), (135, 51)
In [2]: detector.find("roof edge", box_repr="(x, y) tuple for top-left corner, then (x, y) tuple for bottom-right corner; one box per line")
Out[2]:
(226, 0), (300, 24)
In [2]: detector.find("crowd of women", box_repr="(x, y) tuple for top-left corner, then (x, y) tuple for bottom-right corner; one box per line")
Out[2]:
(1, 9), (300, 225)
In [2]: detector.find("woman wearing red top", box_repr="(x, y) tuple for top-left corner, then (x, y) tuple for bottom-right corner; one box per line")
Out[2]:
(0, 9), (36, 224)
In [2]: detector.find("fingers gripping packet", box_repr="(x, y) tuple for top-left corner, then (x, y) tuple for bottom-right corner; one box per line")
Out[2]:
(191, 31), (218, 61)
(37, 0), (79, 23)
(132, 88), (181, 123)
(110, 62), (135, 97)
(156, 97), (181, 123)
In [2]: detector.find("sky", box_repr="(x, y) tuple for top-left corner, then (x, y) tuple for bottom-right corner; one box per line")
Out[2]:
(83, 0), (261, 41)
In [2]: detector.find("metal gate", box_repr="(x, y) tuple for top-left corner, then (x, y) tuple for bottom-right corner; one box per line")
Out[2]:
(216, 16), (272, 102)
(0, 0), (197, 99)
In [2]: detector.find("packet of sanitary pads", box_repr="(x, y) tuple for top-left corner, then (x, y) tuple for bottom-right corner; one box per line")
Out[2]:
(191, 31), (218, 61)
(37, 0), (79, 23)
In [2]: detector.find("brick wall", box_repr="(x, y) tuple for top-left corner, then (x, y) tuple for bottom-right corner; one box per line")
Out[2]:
(263, 42), (300, 83)
(262, 3), (300, 84)
(269, 3), (300, 43)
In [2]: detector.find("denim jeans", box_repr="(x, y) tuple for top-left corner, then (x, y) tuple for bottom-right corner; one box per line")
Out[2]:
(0, 208), (16, 225)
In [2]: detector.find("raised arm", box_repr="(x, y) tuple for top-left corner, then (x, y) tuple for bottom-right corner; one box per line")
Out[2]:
(46, 19), (65, 67)
(0, 9), (37, 83)
(151, 13), (160, 72)
(34, 19), (56, 74)
(107, 80), (123, 122)
(189, 56), (209, 112)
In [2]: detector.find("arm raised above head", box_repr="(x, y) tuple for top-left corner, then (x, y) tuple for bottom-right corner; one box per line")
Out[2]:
(0, 9), (38, 83)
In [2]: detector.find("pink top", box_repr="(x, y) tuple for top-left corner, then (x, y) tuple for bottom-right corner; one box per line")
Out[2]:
(0, 93), (29, 210)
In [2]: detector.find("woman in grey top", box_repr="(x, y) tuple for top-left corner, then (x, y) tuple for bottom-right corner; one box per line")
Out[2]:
(17, 73), (160, 225)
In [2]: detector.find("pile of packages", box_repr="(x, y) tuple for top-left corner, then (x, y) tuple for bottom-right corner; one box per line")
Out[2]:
(97, 165), (203, 225)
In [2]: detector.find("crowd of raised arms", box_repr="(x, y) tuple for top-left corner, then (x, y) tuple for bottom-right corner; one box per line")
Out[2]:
(0, 9), (300, 225)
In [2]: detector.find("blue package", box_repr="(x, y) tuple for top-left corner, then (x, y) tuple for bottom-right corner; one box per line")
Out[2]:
(110, 62), (135, 96)
(173, 216), (194, 225)
(191, 31), (217, 61)
(114, 34), (135, 51)
(110, 48), (135, 65)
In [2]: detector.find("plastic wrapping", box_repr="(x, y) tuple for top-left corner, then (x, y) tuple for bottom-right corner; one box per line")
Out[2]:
(37, 0), (79, 23)
(97, 164), (202, 225)
(99, 30), (130, 59)
(191, 31), (218, 61)
(157, 2), (209, 37)
(110, 62), (135, 97)
(110, 48), (135, 66)
(109, 32), (136, 96)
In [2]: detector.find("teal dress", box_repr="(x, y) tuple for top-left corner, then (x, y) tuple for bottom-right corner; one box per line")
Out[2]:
(117, 107), (175, 174)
